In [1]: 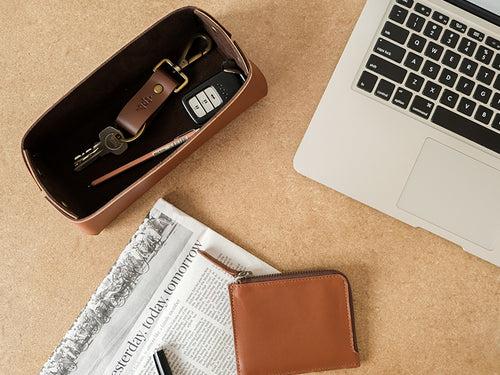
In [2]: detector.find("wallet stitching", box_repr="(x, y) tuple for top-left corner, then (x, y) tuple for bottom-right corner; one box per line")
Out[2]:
(229, 284), (243, 375)
(265, 363), (360, 375)
(229, 274), (359, 375)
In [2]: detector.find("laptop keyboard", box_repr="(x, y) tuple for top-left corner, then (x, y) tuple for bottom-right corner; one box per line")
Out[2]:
(355, 0), (500, 154)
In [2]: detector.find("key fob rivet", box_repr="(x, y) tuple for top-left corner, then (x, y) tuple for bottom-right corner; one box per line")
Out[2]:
(154, 84), (164, 94)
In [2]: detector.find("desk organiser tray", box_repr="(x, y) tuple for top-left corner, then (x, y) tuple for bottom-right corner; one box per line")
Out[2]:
(22, 6), (267, 234)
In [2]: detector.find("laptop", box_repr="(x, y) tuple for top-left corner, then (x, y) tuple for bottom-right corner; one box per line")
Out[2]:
(294, 0), (500, 265)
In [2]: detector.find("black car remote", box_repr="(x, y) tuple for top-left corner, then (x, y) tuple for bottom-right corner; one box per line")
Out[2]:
(182, 68), (245, 125)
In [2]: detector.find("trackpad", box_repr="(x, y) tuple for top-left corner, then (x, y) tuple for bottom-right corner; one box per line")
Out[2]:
(398, 139), (500, 250)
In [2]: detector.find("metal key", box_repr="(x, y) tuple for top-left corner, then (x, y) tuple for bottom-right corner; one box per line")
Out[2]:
(74, 126), (128, 171)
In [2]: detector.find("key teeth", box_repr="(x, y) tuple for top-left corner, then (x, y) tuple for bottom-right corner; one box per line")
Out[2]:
(73, 141), (103, 169)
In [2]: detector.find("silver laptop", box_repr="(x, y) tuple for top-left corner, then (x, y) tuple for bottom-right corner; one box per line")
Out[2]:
(294, 0), (500, 265)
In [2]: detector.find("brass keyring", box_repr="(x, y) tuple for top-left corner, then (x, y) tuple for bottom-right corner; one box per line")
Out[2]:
(117, 124), (146, 143)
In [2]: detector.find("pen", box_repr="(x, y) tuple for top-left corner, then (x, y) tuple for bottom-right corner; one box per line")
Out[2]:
(91, 129), (199, 187)
(153, 349), (173, 375)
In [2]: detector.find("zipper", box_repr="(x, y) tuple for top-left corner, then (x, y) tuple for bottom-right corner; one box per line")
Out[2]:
(235, 269), (342, 284)
(197, 251), (255, 281)
(198, 250), (342, 284)
(234, 270), (254, 282)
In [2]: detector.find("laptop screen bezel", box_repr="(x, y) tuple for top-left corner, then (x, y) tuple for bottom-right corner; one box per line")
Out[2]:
(444, 0), (500, 26)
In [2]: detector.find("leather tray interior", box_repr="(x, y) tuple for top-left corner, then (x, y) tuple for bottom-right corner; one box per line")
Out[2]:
(22, 8), (244, 219)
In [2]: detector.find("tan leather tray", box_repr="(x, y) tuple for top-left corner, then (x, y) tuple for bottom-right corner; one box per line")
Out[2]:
(21, 6), (267, 234)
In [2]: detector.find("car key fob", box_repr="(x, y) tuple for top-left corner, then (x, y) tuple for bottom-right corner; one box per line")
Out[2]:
(182, 69), (245, 126)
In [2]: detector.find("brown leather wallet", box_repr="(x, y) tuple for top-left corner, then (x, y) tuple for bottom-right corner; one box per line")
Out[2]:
(229, 272), (360, 375)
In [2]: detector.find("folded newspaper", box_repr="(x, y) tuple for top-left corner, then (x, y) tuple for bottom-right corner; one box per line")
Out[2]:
(41, 199), (277, 375)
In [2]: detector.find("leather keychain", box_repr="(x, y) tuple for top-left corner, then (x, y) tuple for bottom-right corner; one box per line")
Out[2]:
(72, 34), (212, 171)
(117, 34), (213, 138)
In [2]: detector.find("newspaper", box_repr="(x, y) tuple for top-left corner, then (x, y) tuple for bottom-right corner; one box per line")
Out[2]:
(41, 199), (276, 375)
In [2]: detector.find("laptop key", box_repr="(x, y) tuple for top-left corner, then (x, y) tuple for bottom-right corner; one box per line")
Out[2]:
(459, 58), (478, 77)
(389, 5), (409, 24)
(374, 38), (406, 63)
(450, 20), (467, 33)
(381, 21), (410, 44)
(408, 33), (427, 52)
(485, 36), (500, 50)
(493, 113), (500, 130)
(375, 79), (396, 100)
(432, 106), (500, 153)
(422, 80), (442, 100)
(440, 89), (459, 108)
(415, 3), (431, 16)
(432, 11), (449, 25)
(366, 55), (407, 84)
(457, 97), (476, 116)
(422, 60), (440, 79)
(457, 37), (477, 56)
(492, 54), (500, 70)
(467, 28), (484, 42)
(473, 84), (492, 104)
(397, 0), (414, 7)
(410, 95), (434, 119)
(491, 92), (500, 111)
(476, 66), (494, 85)
(456, 76), (475, 96)
(438, 68), (457, 87)
(406, 13), (425, 32)
(357, 71), (378, 93)
(404, 52), (423, 71)
(424, 41), (444, 60)
(474, 105), (493, 125)
(495, 74), (500, 90)
(442, 50), (461, 69)
(405, 72), (425, 91)
(392, 87), (413, 108)
(441, 30), (459, 48)
(475, 45), (494, 65)
(423, 21), (443, 40)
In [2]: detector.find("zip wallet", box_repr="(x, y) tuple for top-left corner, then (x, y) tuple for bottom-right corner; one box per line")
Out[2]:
(21, 6), (267, 234)
(229, 271), (360, 375)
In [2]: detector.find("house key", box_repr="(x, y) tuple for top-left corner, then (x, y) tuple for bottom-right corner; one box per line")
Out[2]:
(73, 126), (128, 171)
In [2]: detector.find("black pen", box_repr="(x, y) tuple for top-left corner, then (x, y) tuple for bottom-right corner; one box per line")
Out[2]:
(153, 349), (173, 375)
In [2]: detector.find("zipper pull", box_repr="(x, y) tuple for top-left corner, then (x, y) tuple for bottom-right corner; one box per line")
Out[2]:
(198, 250), (253, 281)
(234, 270), (253, 283)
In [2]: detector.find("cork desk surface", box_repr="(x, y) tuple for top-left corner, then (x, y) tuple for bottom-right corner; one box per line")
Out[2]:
(0, 1), (498, 374)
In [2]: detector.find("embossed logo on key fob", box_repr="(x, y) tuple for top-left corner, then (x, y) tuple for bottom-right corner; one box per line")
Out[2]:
(181, 70), (244, 126)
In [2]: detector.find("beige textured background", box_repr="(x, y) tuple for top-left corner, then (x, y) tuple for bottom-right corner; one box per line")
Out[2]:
(0, 1), (498, 374)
